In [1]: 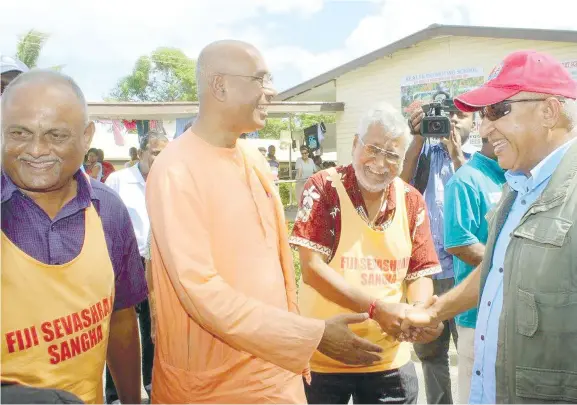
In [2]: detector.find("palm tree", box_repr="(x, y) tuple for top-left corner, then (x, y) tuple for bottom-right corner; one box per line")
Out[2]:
(15, 29), (63, 71)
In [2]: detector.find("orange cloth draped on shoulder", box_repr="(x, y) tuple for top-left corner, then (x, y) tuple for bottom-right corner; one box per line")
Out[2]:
(145, 132), (325, 404)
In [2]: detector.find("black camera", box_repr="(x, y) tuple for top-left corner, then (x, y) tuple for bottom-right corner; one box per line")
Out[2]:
(419, 92), (459, 138)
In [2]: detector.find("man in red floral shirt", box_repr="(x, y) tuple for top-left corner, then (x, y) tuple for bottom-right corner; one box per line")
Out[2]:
(290, 103), (443, 404)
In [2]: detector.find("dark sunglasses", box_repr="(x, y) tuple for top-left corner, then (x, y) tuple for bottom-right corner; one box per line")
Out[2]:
(480, 98), (562, 121)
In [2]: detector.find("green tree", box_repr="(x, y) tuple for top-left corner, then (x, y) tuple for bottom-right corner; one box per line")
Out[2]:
(259, 114), (336, 140)
(16, 29), (48, 68)
(15, 29), (63, 71)
(259, 117), (289, 140)
(109, 47), (197, 102)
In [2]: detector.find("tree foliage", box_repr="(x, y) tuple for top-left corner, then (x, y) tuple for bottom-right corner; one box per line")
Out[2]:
(15, 29), (63, 71)
(109, 47), (197, 102)
(16, 29), (48, 69)
(259, 113), (336, 140)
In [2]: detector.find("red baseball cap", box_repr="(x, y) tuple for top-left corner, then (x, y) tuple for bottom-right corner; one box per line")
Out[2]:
(455, 50), (577, 112)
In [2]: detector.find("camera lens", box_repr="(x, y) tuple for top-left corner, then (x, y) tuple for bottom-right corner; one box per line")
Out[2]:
(430, 121), (442, 132)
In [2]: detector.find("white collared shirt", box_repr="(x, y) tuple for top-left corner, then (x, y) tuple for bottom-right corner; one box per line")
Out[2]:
(105, 164), (149, 257)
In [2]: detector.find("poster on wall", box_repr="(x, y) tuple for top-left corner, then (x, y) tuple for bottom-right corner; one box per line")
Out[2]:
(562, 59), (577, 81)
(400, 67), (485, 147)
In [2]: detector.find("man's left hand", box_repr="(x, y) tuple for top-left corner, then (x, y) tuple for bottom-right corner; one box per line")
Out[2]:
(441, 124), (465, 164)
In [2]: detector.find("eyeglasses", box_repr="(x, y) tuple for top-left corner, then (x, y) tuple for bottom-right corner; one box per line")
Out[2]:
(480, 98), (562, 121)
(358, 137), (402, 165)
(218, 73), (274, 89)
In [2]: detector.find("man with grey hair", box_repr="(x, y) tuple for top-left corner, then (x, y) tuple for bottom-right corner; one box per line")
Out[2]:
(104, 128), (169, 403)
(290, 102), (444, 404)
(402, 50), (577, 404)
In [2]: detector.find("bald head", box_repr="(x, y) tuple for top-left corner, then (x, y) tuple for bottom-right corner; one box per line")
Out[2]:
(2, 69), (95, 194)
(193, 40), (276, 138)
(2, 69), (88, 123)
(196, 40), (264, 98)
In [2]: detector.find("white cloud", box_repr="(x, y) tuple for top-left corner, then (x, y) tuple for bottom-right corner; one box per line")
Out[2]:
(273, 0), (576, 91)
(0, 0), (326, 100)
(1, 0), (575, 99)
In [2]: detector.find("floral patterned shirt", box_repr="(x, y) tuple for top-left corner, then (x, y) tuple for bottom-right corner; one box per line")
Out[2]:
(289, 164), (441, 280)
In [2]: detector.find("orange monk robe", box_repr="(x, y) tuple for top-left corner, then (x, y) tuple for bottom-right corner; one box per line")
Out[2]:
(145, 132), (325, 404)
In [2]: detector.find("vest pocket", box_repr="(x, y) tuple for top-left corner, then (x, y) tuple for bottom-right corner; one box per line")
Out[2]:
(513, 217), (573, 292)
(516, 289), (538, 337)
(516, 366), (577, 402)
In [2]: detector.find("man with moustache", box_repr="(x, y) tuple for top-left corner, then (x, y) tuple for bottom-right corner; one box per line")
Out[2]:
(290, 103), (443, 404)
(400, 97), (477, 405)
(1, 70), (147, 404)
(402, 50), (577, 404)
(145, 40), (384, 404)
(442, 125), (505, 403)
(104, 129), (169, 403)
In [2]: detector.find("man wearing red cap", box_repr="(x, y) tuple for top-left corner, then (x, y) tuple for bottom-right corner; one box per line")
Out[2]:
(400, 50), (577, 404)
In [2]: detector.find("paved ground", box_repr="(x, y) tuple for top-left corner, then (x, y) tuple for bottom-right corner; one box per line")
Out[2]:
(413, 342), (459, 404)
(113, 342), (459, 404)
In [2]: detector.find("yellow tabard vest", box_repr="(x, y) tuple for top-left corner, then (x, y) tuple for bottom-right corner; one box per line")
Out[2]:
(1, 203), (115, 404)
(299, 169), (413, 373)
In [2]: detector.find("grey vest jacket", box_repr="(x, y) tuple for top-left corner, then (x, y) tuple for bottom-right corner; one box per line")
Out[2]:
(479, 139), (577, 403)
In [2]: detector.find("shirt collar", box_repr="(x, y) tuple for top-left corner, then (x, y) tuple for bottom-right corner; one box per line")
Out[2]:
(505, 137), (577, 194)
(1, 169), (98, 205)
(127, 163), (146, 184)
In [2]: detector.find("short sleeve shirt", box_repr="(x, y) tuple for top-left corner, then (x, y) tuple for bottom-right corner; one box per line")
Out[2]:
(289, 164), (441, 279)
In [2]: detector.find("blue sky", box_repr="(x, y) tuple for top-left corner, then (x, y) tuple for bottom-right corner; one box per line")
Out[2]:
(1, 0), (574, 101)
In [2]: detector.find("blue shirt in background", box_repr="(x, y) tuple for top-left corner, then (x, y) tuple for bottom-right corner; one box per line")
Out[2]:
(418, 141), (474, 279)
(443, 152), (505, 328)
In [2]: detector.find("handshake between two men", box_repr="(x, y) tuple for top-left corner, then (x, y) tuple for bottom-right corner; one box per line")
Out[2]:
(315, 296), (444, 367)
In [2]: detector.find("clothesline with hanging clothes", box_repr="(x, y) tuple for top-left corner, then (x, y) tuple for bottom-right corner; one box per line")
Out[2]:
(95, 120), (166, 146)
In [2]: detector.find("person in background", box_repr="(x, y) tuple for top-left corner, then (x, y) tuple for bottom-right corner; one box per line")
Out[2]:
(1, 55), (28, 96)
(290, 103), (444, 404)
(258, 146), (267, 157)
(96, 149), (115, 183)
(401, 50), (577, 404)
(124, 146), (139, 168)
(267, 144), (280, 180)
(85, 147), (103, 181)
(442, 121), (505, 403)
(145, 39), (383, 404)
(104, 129), (169, 403)
(400, 101), (476, 404)
(295, 145), (316, 200)
(1, 69), (146, 404)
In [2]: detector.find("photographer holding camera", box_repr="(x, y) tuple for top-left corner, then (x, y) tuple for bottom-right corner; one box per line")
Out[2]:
(400, 97), (476, 405)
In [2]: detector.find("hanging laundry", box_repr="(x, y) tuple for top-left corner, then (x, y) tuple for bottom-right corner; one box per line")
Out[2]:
(175, 116), (196, 139)
(136, 120), (150, 143)
(122, 120), (137, 132)
(111, 120), (125, 146)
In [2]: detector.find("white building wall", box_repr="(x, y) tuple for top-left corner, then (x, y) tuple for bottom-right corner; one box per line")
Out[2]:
(335, 36), (577, 164)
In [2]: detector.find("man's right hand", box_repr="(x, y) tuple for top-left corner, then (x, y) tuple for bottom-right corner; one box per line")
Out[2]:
(318, 313), (383, 366)
(401, 298), (439, 330)
(372, 301), (411, 338)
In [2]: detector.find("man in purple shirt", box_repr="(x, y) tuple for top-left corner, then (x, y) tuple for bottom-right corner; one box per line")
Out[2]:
(1, 70), (147, 403)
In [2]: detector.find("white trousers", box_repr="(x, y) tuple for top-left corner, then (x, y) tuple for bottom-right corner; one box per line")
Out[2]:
(456, 325), (475, 404)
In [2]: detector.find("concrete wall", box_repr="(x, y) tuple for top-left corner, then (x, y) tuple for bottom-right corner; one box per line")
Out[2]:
(335, 36), (577, 164)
